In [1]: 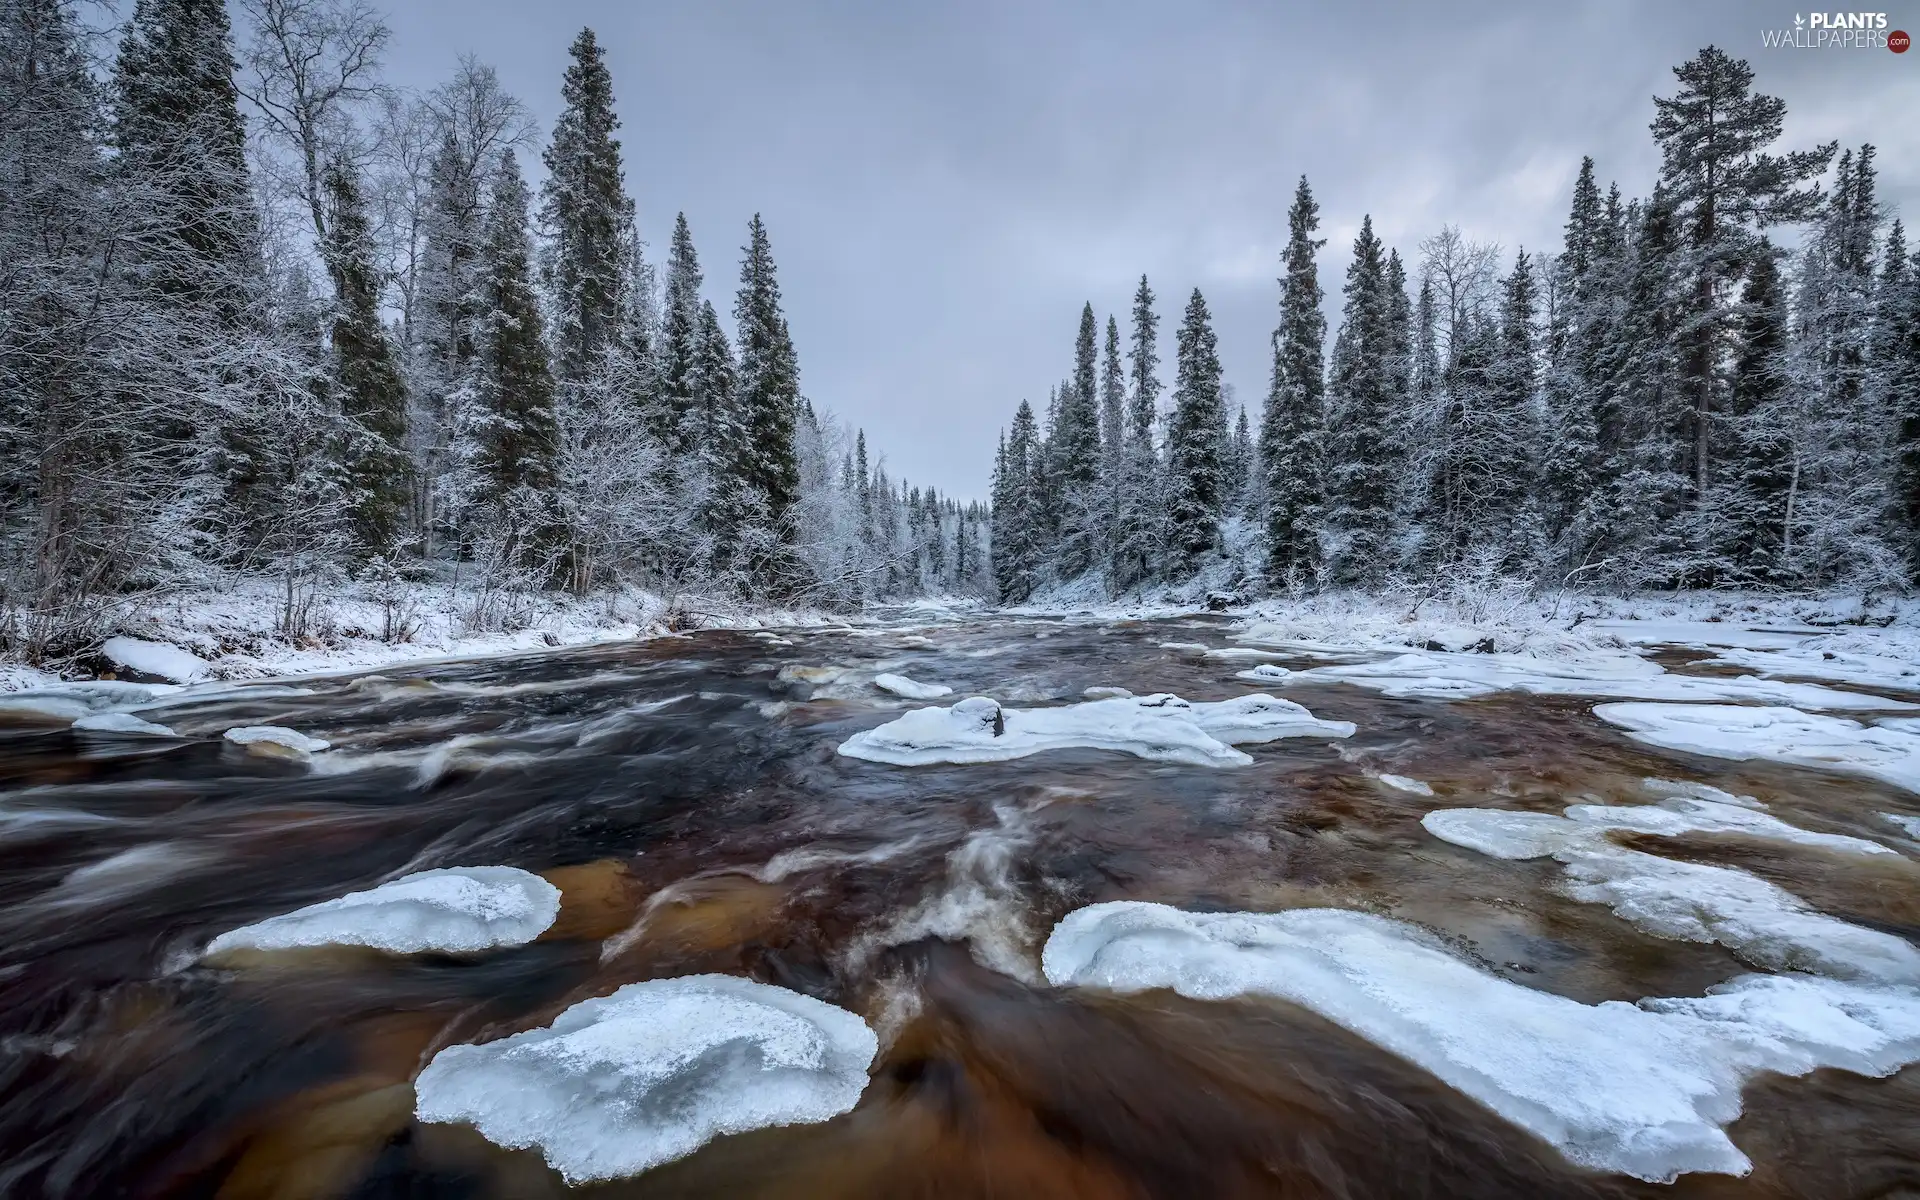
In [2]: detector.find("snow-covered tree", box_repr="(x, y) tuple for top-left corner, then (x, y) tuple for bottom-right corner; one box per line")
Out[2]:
(1261, 176), (1327, 587)
(1166, 288), (1227, 573)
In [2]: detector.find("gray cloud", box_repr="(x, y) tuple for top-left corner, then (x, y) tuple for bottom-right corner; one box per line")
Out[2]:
(380, 0), (1918, 498)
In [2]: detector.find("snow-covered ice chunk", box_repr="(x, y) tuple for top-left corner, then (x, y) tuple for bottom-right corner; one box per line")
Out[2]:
(100, 636), (212, 683)
(1375, 773), (1434, 796)
(872, 672), (953, 700)
(1882, 812), (1920, 841)
(414, 974), (876, 1183)
(837, 692), (1353, 769)
(1277, 650), (1910, 709)
(204, 866), (559, 957)
(71, 712), (179, 738)
(1581, 620), (1821, 652)
(1158, 642), (1210, 653)
(1640, 778), (1765, 810)
(1594, 703), (1920, 794)
(1082, 686), (1133, 699)
(1205, 647), (1291, 661)
(1234, 663), (1292, 682)
(0, 681), (180, 723)
(223, 725), (331, 760)
(1041, 902), (1920, 1182)
(1422, 806), (1918, 983)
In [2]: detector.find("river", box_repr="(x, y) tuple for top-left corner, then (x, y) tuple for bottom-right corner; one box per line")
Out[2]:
(1, 613), (1917, 1198)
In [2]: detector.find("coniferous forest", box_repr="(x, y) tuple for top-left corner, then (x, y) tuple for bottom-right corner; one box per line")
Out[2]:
(990, 47), (1920, 606)
(0, 0), (990, 662)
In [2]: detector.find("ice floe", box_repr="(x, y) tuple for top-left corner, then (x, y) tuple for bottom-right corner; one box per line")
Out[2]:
(223, 725), (331, 760)
(1883, 813), (1920, 840)
(71, 712), (180, 738)
(1234, 663), (1291, 682)
(872, 672), (953, 700)
(414, 974), (876, 1182)
(203, 866), (560, 957)
(1374, 773), (1434, 796)
(0, 681), (181, 723)
(1421, 802), (1917, 983)
(1041, 902), (1920, 1182)
(837, 692), (1354, 768)
(1594, 703), (1920, 794)
(100, 636), (213, 683)
(1082, 686), (1133, 699)
(1265, 650), (1911, 709)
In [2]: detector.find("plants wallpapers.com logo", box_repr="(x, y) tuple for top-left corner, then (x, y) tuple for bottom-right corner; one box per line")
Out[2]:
(1761, 11), (1908, 49)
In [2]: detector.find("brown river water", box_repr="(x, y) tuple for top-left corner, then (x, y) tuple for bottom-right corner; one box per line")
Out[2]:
(2, 614), (1918, 1199)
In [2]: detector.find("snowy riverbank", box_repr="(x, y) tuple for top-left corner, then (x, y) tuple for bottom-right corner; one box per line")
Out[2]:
(0, 579), (890, 691)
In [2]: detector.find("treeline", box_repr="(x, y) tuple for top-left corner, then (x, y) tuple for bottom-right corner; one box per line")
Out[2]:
(991, 47), (1920, 602)
(0, 0), (986, 659)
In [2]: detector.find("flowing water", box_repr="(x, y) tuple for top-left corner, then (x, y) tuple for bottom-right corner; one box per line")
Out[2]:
(2, 615), (1918, 1198)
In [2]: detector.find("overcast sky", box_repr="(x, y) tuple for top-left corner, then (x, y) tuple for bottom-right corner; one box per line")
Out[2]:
(377, 0), (1919, 500)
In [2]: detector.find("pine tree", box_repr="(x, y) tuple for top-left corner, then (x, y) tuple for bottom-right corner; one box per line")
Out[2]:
(1881, 225), (1920, 574)
(113, 0), (257, 321)
(1166, 288), (1226, 573)
(1113, 276), (1163, 588)
(1324, 216), (1399, 585)
(1261, 176), (1327, 587)
(991, 401), (1042, 601)
(1052, 303), (1105, 576)
(541, 27), (630, 387)
(733, 215), (802, 535)
(1722, 241), (1793, 578)
(1098, 314), (1125, 568)
(655, 212), (702, 453)
(474, 150), (560, 542)
(320, 159), (411, 558)
(1652, 46), (1833, 501)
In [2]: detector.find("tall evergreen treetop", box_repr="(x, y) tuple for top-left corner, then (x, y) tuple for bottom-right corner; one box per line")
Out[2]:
(1166, 288), (1227, 572)
(476, 149), (560, 503)
(1261, 175), (1328, 585)
(541, 27), (630, 385)
(734, 214), (802, 526)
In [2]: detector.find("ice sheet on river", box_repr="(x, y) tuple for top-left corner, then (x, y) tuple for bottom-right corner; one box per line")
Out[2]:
(203, 866), (559, 957)
(1042, 902), (1920, 1182)
(1422, 802), (1919, 983)
(1594, 703), (1920, 794)
(414, 974), (876, 1183)
(1264, 649), (1911, 708)
(872, 672), (953, 700)
(837, 692), (1354, 768)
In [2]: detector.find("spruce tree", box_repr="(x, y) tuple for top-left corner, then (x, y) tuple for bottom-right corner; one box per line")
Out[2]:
(1543, 158), (1606, 553)
(1324, 216), (1399, 585)
(733, 215), (802, 533)
(991, 401), (1042, 601)
(113, 0), (257, 321)
(320, 159), (411, 558)
(1261, 176), (1327, 587)
(691, 299), (749, 563)
(1166, 288), (1227, 574)
(1485, 249), (1541, 554)
(1098, 314), (1126, 567)
(474, 150), (560, 532)
(541, 27), (630, 386)
(1113, 276), (1163, 588)
(1881, 226), (1920, 574)
(1052, 304), (1105, 576)
(1723, 241), (1793, 578)
(655, 212), (703, 452)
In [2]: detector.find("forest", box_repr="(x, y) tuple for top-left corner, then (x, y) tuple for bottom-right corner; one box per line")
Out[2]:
(990, 47), (1920, 607)
(0, 0), (990, 664)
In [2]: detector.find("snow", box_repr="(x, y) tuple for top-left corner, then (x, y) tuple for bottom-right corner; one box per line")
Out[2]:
(1267, 650), (1910, 709)
(1375, 773), (1434, 796)
(222, 725), (331, 759)
(1082, 686), (1133, 699)
(1041, 902), (1920, 1182)
(1882, 813), (1920, 841)
(1234, 663), (1292, 682)
(837, 692), (1354, 769)
(71, 712), (180, 738)
(0, 681), (181, 723)
(1594, 703), (1920, 794)
(413, 974), (877, 1183)
(99, 636), (212, 683)
(1580, 620), (1822, 652)
(872, 672), (953, 700)
(1422, 804), (1918, 983)
(203, 866), (559, 957)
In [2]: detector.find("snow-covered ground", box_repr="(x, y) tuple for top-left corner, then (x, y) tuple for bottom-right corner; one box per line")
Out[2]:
(0, 578), (895, 691)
